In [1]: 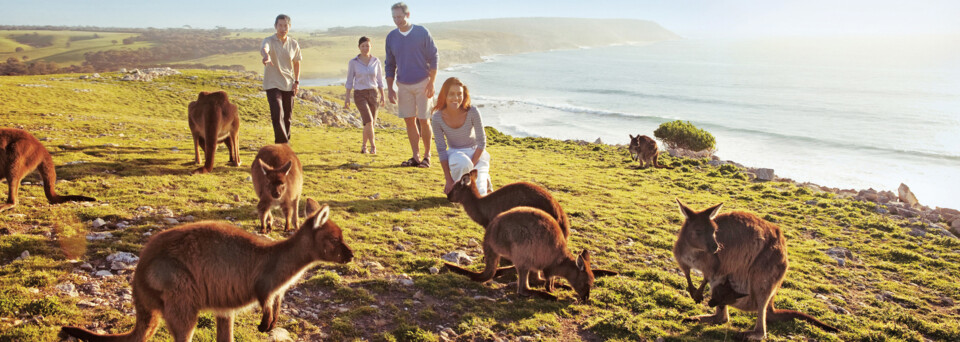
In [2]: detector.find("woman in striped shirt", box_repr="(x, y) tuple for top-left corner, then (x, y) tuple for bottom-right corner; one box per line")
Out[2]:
(432, 77), (492, 194)
(344, 36), (386, 154)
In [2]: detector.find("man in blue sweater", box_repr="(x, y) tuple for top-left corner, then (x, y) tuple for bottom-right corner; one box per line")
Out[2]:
(385, 2), (439, 168)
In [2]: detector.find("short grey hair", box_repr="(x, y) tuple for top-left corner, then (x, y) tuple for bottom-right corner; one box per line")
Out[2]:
(391, 2), (409, 14)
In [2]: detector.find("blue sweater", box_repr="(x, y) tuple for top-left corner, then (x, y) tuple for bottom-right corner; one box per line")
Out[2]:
(385, 25), (439, 85)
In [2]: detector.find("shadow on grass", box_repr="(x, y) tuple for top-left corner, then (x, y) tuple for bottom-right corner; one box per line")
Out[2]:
(325, 196), (452, 214)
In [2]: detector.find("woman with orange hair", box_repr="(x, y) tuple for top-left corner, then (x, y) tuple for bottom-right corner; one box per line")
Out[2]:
(431, 77), (492, 194)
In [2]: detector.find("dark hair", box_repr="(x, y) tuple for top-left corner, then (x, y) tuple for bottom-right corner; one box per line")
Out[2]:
(391, 2), (409, 14)
(275, 14), (291, 26)
(433, 77), (471, 112)
(358, 36), (370, 46)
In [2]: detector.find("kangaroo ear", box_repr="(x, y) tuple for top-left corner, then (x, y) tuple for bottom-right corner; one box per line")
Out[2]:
(676, 198), (695, 219)
(460, 173), (473, 187)
(258, 159), (273, 175)
(469, 169), (478, 181)
(706, 203), (724, 220)
(312, 204), (330, 230)
(629, 134), (635, 139)
(305, 198), (321, 216)
(277, 161), (293, 175)
(576, 250), (589, 271)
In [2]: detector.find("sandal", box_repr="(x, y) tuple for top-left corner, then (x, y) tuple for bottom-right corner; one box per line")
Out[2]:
(400, 158), (420, 167)
(418, 156), (431, 168)
(361, 147), (368, 154)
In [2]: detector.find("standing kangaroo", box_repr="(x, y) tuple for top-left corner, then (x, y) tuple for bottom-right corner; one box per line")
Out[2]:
(628, 134), (669, 169)
(60, 198), (353, 342)
(673, 200), (837, 340)
(450, 206), (594, 301)
(188, 91), (240, 174)
(251, 144), (303, 234)
(0, 128), (96, 212)
(444, 170), (617, 281)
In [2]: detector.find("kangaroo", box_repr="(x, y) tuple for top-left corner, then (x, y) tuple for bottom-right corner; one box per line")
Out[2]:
(251, 144), (303, 234)
(628, 134), (670, 169)
(188, 91), (240, 174)
(707, 277), (748, 307)
(60, 198), (353, 342)
(447, 206), (594, 302)
(674, 200), (837, 340)
(0, 128), (96, 212)
(444, 170), (617, 282)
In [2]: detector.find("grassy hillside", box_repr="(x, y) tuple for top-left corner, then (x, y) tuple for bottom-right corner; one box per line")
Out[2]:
(0, 71), (958, 341)
(2, 18), (677, 78)
(0, 30), (150, 65)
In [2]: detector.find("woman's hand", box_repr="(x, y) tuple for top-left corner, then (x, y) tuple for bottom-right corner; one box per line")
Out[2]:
(378, 93), (385, 107)
(444, 179), (455, 194)
(344, 98), (351, 110)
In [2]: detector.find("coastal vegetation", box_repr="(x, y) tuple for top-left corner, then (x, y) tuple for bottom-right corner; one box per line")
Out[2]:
(0, 71), (958, 341)
(654, 120), (717, 153)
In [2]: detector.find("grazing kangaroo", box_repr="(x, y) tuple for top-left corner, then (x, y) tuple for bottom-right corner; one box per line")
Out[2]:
(628, 134), (669, 169)
(674, 200), (837, 340)
(60, 198), (353, 342)
(252, 144), (303, 234)
(444, 170), (617, 281)
(0, 128), (96, 212)
(449, 206), (594, 301)
(188, 91), (240, 174)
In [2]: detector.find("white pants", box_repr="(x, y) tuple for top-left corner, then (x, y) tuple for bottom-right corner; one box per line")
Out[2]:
(447, 147), (492, 194)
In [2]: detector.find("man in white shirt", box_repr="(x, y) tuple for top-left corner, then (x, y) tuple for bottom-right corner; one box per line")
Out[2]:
(260, 14), (302, 144)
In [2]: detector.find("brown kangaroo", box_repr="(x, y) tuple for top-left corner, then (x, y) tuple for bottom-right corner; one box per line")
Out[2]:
(188, 91), (240, 174)
(447, 206), (594, 302)
(628, 134), (670, 169)
(60, 198), (353, 342)
(674, 200), (837, 340)
(444, 170), (617, 281)
(251, 144), (303, 234)
(0, 128), (96, 212)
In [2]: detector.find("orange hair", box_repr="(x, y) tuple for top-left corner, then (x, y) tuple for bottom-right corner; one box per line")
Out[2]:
(433, 77), (471, 112)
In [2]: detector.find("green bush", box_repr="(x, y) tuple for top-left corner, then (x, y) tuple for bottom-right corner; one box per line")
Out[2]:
(653, 120), (716, 152)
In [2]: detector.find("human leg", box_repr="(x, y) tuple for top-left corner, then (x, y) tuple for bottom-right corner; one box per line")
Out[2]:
(280, 90), (294, 143)
(266, 89), (287, 144)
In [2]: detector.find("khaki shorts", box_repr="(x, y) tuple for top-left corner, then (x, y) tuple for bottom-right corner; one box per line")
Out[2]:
(397, 78), (432, 119)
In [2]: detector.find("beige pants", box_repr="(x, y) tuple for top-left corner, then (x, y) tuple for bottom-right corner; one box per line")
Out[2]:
(397, 78), (432, 119)
(447, 147), (492, 194)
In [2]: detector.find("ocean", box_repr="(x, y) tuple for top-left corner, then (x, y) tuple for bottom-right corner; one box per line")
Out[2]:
(433, 36), (960, 210)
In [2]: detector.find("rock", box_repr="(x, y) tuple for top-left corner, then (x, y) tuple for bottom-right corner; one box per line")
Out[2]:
(442, 251), (473, 265)
(245, 176), (253, 182)
(755, 168), (775, 181)
(86, 232), (114, 241)
(594, 137), (603, 144)
(268, 327), (293, 342)
(466, 238), (479, 247)
(836, 258), (846, 267)
(107, 252), (139, 265)
(858, 189), (879, 202)
(80, 263), (94, 272)
(92, 218), (107, 228)
(472, 295), (496, 302)
(94, 270), (113, 277)
(875, 207), (889, 214)
(402, 208), (415, 212)
(429, 267), (440, 275)
(19, 250), (30, 259)
(707, 160), (723, 167)
(897, 207), (919, 218)
(393, 226), (404, 233)
(115, 221), (130, 229)
(397, 273), (414, 286)
(898, 183), (919, 208)
(828, 304), (850, 315)
(395, 243), (406, 251)
(233, 194), (241, 202)
(56, 282), (79, 297)
(907, 227), (926, 237)
(76, 300), (97, 309)
(102, 143), (119, 147)
(182, 215), (195, 222)
(804, 200), (818, 205)
(364, 261), (385, 271)
(162, 218), (179, 225)
(937, 208), (960, 222)
(369, 193), (380, 200)
(79, 283), (101, 295)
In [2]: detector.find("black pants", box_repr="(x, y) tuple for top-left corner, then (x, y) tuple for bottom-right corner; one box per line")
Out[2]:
(266, 88), (294, 144)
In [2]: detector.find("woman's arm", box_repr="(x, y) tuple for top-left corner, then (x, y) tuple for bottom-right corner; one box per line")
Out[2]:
(441, 160), (454, 193)
(470, 108), (487, 165)
(344, 60), (355, 109)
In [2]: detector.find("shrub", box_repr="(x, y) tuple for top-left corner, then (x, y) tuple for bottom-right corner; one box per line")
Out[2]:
(653, 120), (716, 152)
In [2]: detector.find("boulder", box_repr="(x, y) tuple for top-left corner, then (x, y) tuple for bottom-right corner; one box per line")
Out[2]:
(857, 189), (879, 202)
(442, 251), (473, 265)
(898, 183), (919, 208)
(755, 168), (775, 181)
(938, 208), (960, 222)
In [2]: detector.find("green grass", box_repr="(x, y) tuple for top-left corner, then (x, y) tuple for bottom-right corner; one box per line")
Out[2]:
(0, 70), (958, 341)
(0, 30), (147, 65)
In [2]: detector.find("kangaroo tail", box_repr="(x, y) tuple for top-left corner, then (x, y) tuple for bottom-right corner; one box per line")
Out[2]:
(39, 152), (96, 204)
(768, 308), (839, 333)
(61, 308), (159, 342)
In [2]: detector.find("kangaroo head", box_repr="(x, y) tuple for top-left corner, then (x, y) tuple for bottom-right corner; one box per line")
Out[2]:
(572, 249), (595, 303)
(300, 198), (354, 263)
(258, 159), (293, 199)
(676, 199), (722, 254)
(447, 169), (480, 203)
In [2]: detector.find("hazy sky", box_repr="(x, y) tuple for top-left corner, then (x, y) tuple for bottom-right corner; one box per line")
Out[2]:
(3, 0), (959, 38)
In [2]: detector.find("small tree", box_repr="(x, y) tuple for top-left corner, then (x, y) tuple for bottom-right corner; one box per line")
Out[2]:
(654, 120), (716, 152)
(112, 40), (118, 45)
(15, 47), (24, 52)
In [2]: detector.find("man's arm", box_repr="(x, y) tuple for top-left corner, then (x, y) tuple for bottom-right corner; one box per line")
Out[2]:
(292, 60), (300, 95)
(260, 38), (272, 65)
(384, 34), (398, 104)
(424, 29), (439, 98)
